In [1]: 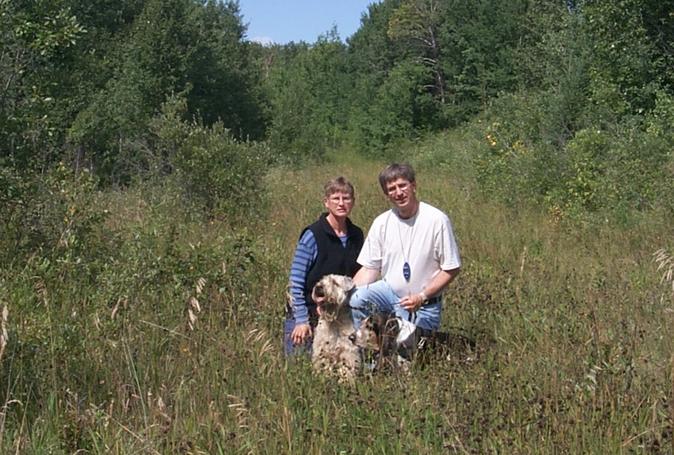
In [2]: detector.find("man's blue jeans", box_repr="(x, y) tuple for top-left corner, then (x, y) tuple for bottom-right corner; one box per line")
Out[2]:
(349, 280), (442, 331)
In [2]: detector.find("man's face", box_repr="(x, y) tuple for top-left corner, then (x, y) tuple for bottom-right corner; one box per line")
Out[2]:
(384, 177), (417, 210)
(323, 191), (354, 218)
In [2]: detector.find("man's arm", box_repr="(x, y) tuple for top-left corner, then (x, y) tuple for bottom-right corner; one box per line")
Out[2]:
(399, 267), (460, 312)
(425, 267), (460, 297)
(352, 266), (380, 286)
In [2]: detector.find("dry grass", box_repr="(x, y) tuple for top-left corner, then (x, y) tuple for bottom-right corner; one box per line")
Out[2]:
(1, 145), (673, 453)
(654, 249), (674, 293)
(654, 248), (674, 454)
(0, 305), (7, 364)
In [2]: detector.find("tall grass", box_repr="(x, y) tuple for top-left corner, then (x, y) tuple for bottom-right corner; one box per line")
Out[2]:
(1, 139), (672, 453)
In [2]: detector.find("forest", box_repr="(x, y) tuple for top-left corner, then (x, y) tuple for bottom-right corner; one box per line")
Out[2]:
(3, 0), (673, 217)
(1, 0), (674, 452)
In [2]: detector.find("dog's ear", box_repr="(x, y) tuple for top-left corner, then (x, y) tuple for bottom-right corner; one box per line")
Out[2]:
(332, 275), (354, 292)
(371, 313), (388, 337)
(384, 318), (401, 338)
(380, 317), (401, 355)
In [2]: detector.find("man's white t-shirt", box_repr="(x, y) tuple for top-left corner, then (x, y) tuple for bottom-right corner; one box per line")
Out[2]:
(357, 201), (461, 298)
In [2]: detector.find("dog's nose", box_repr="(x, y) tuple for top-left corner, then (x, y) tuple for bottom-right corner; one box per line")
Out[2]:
(348, 333), (356, 344)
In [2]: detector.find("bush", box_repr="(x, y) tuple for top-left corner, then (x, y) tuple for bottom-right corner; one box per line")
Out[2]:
(545, 121), (673, 221)
(0, 162), (108, 267)
(0, 178), (274, 440)
(471, 89), (674, 223)
(150, 96), (271, 221)
(473, 92), (561, 206)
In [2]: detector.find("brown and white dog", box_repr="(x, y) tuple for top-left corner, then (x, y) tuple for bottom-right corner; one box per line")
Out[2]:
(349, 312), (477, 372)
(310, 274), (361, 383)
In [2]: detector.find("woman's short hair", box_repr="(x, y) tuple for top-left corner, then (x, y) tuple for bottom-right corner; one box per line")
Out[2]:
(324, 176), (355, 198)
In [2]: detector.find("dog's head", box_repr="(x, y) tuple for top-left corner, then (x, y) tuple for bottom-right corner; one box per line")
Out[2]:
(348, 313), (387, 351)
(349, 313), (401, 355)
(312, 274), (354, 322)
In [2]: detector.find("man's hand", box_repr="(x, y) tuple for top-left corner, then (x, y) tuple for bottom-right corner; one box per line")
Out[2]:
(400, 268), (460, 312)
(291, 323), (312, 345)
(399, 293), (426, 312)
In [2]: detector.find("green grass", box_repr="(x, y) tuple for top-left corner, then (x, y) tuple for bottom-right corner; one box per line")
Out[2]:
(1, 138), (673, 453)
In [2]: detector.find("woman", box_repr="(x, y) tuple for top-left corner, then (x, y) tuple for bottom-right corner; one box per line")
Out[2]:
(284, 176), (364, 355)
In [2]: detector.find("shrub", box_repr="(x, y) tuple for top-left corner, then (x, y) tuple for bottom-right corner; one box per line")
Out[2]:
(547, 122), (674, 221)
(150, 96), (271, 221)
(0, 162), (107, 267)
(473, 92), (562, 206)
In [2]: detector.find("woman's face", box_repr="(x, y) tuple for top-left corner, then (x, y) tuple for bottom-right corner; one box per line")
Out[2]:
(323, 190), (354, 219)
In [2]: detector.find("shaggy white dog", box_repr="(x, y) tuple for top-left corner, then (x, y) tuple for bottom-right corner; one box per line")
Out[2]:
(310, 274), (361, 383)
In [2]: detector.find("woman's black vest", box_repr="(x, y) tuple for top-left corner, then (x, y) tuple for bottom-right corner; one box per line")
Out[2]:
(303, 213), (364, 305)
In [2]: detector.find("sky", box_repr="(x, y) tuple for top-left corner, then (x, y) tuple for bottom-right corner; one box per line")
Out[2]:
(238, 0), (376, 45)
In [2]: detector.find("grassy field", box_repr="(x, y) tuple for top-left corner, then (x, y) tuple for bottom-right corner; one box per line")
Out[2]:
(1, 142), (673, 453)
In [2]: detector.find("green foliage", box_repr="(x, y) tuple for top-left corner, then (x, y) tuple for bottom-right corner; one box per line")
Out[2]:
(0, 177), (271, 449)
(0, 162), (107, 267)
(387, 0), (447, 102)
(66, 0), (243, 179)
(357, 60), (436, 153)
(345, 0), (530, 154)
(556, 128), (611, 214)
(472, 89), (674, 222)
(583, 0), (667, 119)
(263, 31), (351, 164)
(0, 0), (86, 170)
(262, 43), (322, 163)
(189, 1), (267, 137)
(472, 93), (556, 206)
(1, 0), (264, 181)
(437, 0), (526, 111)
(646, 89), (674, 142)
(3, 0), (672, 225)
(461, 0), (674, 223)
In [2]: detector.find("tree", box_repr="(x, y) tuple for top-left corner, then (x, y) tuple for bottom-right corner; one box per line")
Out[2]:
(263, 29), (352, 162)
(582, 0), (671, 119)
(67, 0), (265, 181)
(388, 0), (447, 103)
(0, 0), (85, 171)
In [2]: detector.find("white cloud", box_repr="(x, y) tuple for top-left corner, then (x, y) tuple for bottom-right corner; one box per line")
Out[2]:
(251, 36), (274, 46)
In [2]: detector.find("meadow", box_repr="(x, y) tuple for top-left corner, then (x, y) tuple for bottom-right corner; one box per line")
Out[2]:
(1, 140), (673, 454)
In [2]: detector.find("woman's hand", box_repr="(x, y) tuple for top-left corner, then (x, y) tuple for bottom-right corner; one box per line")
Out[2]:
(291, 323), (312, 345)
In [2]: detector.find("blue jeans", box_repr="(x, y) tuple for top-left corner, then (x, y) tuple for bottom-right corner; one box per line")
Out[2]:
(283, 306), (318, 356)
(349, 280), (442, 331)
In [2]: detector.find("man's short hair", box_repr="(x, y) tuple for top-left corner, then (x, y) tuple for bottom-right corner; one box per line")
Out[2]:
(378, 163), (416, 193)
(324, 176), (355, 198)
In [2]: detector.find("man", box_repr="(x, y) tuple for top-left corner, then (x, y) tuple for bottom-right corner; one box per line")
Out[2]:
(350, 163), (460, 331)
(284, 177), (364, 355)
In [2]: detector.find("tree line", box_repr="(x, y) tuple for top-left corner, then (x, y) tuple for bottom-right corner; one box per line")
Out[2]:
(2, 0), (673, 219)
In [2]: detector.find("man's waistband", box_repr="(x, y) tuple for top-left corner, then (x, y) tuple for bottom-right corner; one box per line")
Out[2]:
(424, 295), (443, 306)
